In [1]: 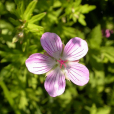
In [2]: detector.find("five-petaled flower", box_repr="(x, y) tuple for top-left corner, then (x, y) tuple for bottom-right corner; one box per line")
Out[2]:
(25, 32), (89, 97)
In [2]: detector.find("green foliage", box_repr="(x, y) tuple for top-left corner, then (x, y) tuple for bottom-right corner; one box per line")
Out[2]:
(28, 12), (46, 24)
(0, 0), (114, 114)
(64, 0), (96, 26)
(23, 0), (38, 20)
(87, 25), (102, 49)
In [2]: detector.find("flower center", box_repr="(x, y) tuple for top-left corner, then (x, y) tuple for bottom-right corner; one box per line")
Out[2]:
(57, 59), (67, 68)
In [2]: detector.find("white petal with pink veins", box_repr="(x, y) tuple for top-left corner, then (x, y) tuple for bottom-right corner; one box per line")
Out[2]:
(40, 32), (63, 59)
(25, 53), (55, 74)
(44, 68), (66, 97)
(63, 37), (88, 61)
(66, 62), (89, 86)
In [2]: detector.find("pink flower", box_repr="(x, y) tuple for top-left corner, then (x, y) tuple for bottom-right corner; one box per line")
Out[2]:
(25, 32), (89, 97)
(105, 29), (110, 38)
(102, 29), (113, 38)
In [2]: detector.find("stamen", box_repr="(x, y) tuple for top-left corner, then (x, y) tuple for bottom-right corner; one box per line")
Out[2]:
(57, 59), (68, 68)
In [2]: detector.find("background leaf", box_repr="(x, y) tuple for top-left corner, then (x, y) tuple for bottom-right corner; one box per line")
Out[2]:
(23, 0), (37, 20)
(87, 25), (102, 48)
(28, 12), (46, 23)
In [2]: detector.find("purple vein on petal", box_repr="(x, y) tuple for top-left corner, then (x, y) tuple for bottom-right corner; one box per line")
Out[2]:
(65, 43), (75, 54)
(46, 39), (54, 52)
(54, 37), (59, 52)
(34, 68), (49, 72)
(69, 72), (80, 81)
(70, 49), (84, 56)
(44, 40), (54, 53)
(25, 53), (55, 74)
(66, 47), (80, 56)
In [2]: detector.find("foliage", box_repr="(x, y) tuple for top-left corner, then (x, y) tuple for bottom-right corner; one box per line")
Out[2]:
(0, 0), (114, 114)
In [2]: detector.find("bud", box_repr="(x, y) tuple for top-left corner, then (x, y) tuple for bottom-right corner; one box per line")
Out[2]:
(12, 31), (24, 43)
(12, 36), (18, 43)
(17, 32), (24, 38)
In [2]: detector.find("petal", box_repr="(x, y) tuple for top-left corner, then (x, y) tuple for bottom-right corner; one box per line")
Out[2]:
(25, 53), (55, 74)
(40, 32), (63, 59)
(63, 37), (88, 61)
(66, 62), (89, 86)
(44, 68), (66, 97)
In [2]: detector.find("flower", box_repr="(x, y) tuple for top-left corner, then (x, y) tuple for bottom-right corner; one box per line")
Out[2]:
(25, 32), (89, 97)
(102, 29), (113, 38)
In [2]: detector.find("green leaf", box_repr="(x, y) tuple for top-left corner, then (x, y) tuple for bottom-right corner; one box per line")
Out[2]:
(27, 23), (43, 31)
(12, 36), (19, 43)
(80, 4), (96, 14)
(101, 46), (114, 63)
(72, 16), (77, 22)
(97, 106), (111, 114)
(0, 1), (7, 15)
(14, 0), (24, 17)
(0, 20), (14, 31)
(88, 49), (103, 71)
(63, 26), (77, 38)
(108, 64), (114, 73)
(23, 0), (38, 20)
(74, 0), (82, 6)
(6, 41), (16, 48)
(59, 90), (72, 108)
(18, 91), (28, 109)
(27, 23), (44, 36)
(87, 25), (102, 48)
(75, 29), (85, 39)
(0, 81), (14, 107)
(53, 0), (62, 8)
(28, 12), (46, 23)
(105, 75), (114, 84)
(101, 46), (114, 57)
(78, 14), (87, 26)
(9, 17), (20, 26)
(90, 104), (97, 114)
(6, 1), (15, 13)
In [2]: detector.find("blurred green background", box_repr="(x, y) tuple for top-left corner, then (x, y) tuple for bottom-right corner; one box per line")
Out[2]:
(0, 0), (114, 114)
